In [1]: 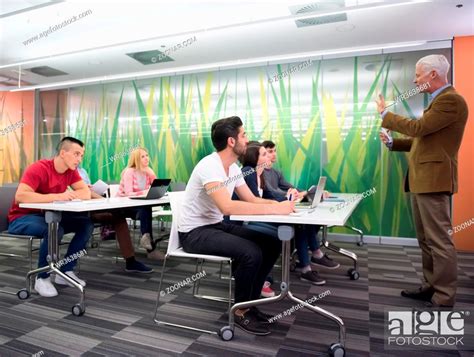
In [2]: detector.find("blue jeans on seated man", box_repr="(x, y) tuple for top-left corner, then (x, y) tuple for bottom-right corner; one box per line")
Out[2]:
(295, 225), (321, 267)
(8, 213), (94, 279)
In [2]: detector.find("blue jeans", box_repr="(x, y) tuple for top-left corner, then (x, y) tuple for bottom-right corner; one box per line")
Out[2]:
(8, 213), (94, 279)
(125, 207), (153, 238)
(295, 225), (321, 267)
(245, 222), (279, 238)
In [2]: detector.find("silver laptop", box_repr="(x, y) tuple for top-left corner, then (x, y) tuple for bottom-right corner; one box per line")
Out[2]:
(291, 176), (327, 215)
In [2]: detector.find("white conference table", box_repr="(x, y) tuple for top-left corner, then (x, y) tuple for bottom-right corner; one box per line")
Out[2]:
(18, 196), (170, 316)
(229, 193), (362, 356)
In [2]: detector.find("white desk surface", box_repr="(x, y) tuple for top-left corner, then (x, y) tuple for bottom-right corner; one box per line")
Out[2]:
(230, 193), (361, 226)
(19, 196), (170, 213)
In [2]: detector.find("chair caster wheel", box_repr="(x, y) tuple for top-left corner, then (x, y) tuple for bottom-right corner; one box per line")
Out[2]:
(357, 241), (364, 246)
(290, 263), (296, 272)
(328, 343), (345, 357)
(17, 289), (30, 300)
(347, 268), (360, 280)
(91, 242), (99, 248)
(72, 304), (85, 316)
(219, 326), (234, 341)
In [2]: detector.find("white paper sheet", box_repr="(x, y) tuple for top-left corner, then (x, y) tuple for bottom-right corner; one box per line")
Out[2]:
(91, 180), (108, 195)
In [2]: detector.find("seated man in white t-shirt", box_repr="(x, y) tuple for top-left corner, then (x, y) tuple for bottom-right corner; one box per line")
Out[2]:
(178, 116), (295, 336)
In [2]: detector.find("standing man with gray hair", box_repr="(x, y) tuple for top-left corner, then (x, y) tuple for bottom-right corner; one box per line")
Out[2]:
(376, 54), (468, 307)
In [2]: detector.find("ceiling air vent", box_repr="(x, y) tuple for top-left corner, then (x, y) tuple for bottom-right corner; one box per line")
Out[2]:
(126, 49), (174, 65)
(28, 66), (68, 77)
(290, 1), (348, 28)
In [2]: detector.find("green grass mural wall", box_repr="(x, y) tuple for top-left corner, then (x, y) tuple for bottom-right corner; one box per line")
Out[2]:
(40, 48), (452, 238)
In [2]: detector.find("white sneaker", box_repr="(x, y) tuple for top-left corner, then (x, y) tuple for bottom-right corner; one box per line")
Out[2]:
(54, 271), (86, 287)
(140, 233), (153, 250)
(34, 277), (58, 297)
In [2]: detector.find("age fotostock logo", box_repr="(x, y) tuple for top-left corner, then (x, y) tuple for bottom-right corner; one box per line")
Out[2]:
(385, 310), (472, 350)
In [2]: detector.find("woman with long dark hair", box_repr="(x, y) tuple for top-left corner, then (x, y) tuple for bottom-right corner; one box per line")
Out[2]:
(235, 142), (335, 288)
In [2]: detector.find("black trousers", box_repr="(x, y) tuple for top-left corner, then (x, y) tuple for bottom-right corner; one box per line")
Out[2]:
(179, 222), (281, 304)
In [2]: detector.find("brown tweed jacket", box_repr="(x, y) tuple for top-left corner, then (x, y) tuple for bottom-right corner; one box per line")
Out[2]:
(382, 86), (468, 194)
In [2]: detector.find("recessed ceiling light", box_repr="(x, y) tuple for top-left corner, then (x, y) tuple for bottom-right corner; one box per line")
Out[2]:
(336, 24), (355, 32)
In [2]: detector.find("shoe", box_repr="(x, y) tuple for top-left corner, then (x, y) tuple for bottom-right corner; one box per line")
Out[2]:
(300, 270), (326, 285)
(425, 300), (454, 308)
(55, 271), (86, 287)
(261, 281), (275, 298)
(140, 233), (153, 250)
(34, 277), (58, 297)
(294, 263), (304, 272)
(250, 307), (274, 324)
(311, 254), (340, 269)
(147, 249), (165, 260)
(234, 310), (271, 335)
(401, 287), (434, 302)
(125, 260), (154, 273)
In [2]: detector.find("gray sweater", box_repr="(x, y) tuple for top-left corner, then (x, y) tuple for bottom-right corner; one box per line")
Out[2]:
(263, 168), (299, 200)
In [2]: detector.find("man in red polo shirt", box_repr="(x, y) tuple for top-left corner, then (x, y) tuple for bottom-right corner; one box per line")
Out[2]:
(8, 137), (94, 297)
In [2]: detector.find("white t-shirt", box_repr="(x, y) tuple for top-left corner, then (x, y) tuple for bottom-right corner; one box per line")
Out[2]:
(178, 152), (246, 233)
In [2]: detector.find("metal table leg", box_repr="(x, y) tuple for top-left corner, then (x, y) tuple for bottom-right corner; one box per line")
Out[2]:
(345, 226), (364, 246)
(17, 211), (86, 316)
(222, 225), (346, 356)
(321, 226), (360, 280)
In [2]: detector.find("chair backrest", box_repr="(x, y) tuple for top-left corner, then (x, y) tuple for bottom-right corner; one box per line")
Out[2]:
(2, 183), (20, 187)
(170, 182), (186, 192)
(0, 185), (18, 231)
(167, 191), (187, 254)
(109, 184), (120, 197)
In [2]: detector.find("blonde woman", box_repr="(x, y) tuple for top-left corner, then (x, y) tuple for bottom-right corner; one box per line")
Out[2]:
(118, 147), (164, 260)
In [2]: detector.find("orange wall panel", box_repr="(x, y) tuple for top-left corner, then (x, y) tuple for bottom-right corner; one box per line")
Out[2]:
(453, 36), (474, 252)
(0, 91), (35, 185)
